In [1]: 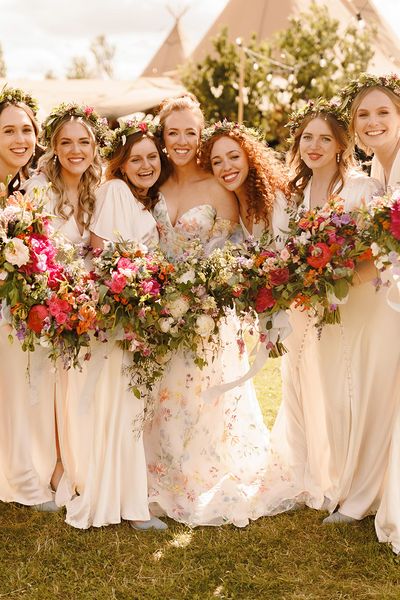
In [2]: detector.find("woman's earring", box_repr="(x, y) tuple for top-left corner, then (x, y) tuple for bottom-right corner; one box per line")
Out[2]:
(53, 154), (58, 164)
(336, 153), (341, 164)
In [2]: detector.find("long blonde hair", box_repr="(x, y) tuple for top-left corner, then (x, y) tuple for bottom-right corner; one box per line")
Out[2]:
(38, 115), (102, 228)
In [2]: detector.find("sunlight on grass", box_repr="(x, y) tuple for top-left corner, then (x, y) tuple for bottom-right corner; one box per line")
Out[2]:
(1, 351), (399, 600)
(169, 531), (193, 548)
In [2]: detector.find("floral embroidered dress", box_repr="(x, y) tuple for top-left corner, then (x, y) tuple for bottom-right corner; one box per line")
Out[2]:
(144, 194), (270, 527)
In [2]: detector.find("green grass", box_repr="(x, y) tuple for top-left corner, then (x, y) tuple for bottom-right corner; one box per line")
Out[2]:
(1, 359), (399, 600)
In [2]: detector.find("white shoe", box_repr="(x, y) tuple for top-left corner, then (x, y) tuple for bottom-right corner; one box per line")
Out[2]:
(32, 500), (60, 513)
(130, 516), (168, 531)
(323, 511), (359, 524)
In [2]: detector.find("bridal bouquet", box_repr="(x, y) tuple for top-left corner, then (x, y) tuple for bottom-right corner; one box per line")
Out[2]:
(285, 197), (371, 327)
(160, 241), (228, 368)
(0, 190), (99, 368)
(355, 189), (400, 286)
(92, 240), (175, 395)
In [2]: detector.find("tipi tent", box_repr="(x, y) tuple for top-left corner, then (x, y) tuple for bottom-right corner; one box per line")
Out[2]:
(141, 9), (188, 77)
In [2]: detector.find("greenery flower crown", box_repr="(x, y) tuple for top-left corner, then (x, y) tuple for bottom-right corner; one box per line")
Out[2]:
(201, 118), (264, 143)
(0, 84), (39, 115)
(286, 98), (348, 136)
(101, 116), (160, 159)
(41, 102), (110, 147)
(339, 72), (400, 118)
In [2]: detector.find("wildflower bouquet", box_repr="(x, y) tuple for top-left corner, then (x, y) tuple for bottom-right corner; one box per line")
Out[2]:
(92, 240), (175, 396)
(285, 197), (372, 327)
(206, 237), (296, 357)
(160, 241), (228, 368)
(355, 189), (400, 286)
(0, 190), (99, 368)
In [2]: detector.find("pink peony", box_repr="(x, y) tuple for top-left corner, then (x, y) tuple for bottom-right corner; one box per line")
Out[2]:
(390, 201), (400, 240)
(117, 257), (136, 271)
(140, 279), (161, 296)
(106, 272), (127, 294)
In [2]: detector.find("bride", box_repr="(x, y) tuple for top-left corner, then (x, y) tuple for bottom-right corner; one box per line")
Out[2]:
(144, 94), (270, 527)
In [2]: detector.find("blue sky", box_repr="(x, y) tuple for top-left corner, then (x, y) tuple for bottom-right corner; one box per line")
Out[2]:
(1, 0), (399, 80)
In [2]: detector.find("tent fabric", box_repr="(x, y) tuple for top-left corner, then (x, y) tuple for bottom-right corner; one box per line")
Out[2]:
(0, 77), (186, 120)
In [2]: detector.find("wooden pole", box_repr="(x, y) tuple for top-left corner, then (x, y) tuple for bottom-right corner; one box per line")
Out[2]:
(238, 42), (245, 124)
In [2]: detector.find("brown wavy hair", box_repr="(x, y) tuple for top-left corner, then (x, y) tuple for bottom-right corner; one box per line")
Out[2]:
(104, 130), (169, 210)
(287, 113), (355, 201)
(37, 115), (102, 229)
(348, 86), (400, 154)
(200, 130), (290, 226)
(0, 101), (39, 192)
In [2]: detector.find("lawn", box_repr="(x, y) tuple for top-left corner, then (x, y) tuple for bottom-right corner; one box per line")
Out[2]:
(0, 359), (399, 600)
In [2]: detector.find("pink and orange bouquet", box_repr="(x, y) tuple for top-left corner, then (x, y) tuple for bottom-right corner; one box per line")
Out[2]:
(0, 190), (99, 368)
(205, 238), (297, 356)
(92, 239), (175, 395)
(356, 189), (400, 286)
(284, 197), (372, 327)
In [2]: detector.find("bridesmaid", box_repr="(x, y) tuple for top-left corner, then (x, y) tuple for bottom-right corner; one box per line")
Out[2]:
(63, 118), (168, 530)
(279, 98), (400, 523)
(199, 119), (290, 245)
(144, 94), (270, 527)
(22, 102), (104, 507)
(0, 87), (57, 510)
(343, 73), (400, 551)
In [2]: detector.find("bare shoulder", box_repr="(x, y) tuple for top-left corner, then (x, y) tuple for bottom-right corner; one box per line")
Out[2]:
(205, 177), (238, 220)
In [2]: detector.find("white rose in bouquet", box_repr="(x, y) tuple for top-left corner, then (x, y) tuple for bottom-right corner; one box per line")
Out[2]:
(4, 237), (30, 267)
(158, 317), (174, 333)
(194, 314), (215, 338)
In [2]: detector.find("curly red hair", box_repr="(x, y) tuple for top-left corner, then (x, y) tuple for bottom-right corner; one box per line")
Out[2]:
(199, 130), (289, 226)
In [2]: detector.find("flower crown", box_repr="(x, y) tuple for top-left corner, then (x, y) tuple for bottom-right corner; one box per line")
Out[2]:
(41, 102), (110, 147)
(101, 116), (159, 159)
(0, 84), (39, 115)
(201, 119), (264, 143)
(339, 72), (400, 118)
(286, 98), (347, 136)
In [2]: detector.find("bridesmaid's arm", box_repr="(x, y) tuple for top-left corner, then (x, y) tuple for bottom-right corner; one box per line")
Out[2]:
(354, 260), (377, 286)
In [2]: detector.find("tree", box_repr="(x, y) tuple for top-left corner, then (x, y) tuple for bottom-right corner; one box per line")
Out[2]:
(181, 1), (374, 146)
(66, 56), (93, 79)
(66, 35), (115, 79)
(90, 35), (115, 79)
(0, 43), (6, 78)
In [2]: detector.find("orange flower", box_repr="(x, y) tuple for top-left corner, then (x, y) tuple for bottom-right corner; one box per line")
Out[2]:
(357, 248), (373, 262)
(303, 269), (317, 287)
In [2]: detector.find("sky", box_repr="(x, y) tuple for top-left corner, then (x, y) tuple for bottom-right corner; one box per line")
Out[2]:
(1, 0), (400, 80)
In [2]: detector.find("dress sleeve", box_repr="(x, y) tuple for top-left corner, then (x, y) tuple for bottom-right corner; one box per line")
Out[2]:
(91, 179), (158, 245)
(271, 191), (291, 248)
(344, 174), (383, 211)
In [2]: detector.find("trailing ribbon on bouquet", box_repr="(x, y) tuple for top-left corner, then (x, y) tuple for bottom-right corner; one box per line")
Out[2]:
(202, 310), (292, 403)
(385, 270), (400, 312)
